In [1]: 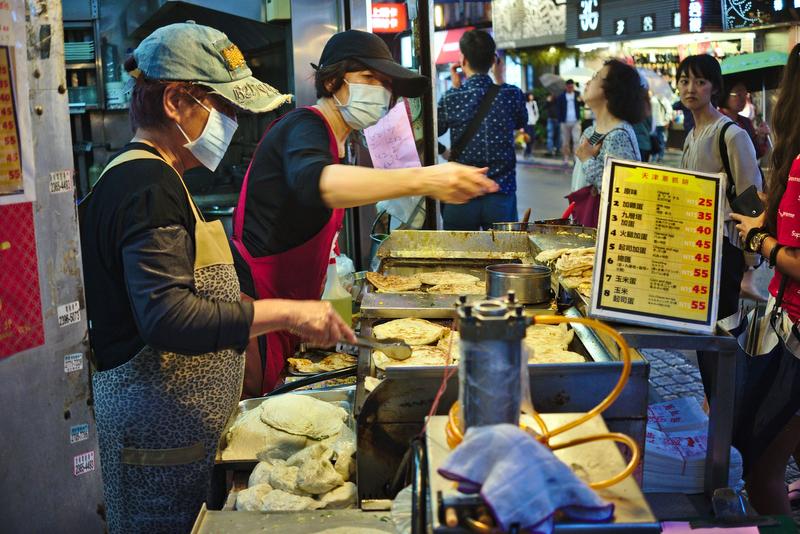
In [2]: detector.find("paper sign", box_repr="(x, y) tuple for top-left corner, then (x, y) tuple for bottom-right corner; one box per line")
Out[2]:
(64, 353), (83, 373)
(364, 101), (421, 170)
(73, 451), (96, 476)
(0, 202), (44, 357)
(70, 423), (89, 444)
(0, 46), (21, 195)
(49, 169), (74, 194)
(590, 159), (724, 334)
(57, 301), (81, 328)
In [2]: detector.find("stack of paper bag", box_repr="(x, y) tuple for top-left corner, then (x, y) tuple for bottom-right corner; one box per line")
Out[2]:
(643, 397), (743, 493)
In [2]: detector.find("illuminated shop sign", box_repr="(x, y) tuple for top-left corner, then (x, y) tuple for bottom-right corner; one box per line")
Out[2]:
(722, 0), (800, 29)
(578, 0), (602, 38)
(371, 3), (408, 33)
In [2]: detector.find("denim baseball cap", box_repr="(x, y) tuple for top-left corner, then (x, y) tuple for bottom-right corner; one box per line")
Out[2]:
(128, 22), (292, 113)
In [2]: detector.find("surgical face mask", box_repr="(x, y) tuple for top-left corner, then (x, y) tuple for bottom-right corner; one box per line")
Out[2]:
(176, 94), (238, 171)
(333, 80), (391, 130)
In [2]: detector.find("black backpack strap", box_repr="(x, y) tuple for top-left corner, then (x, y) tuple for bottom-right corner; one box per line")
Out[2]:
(718, 121), (737, 205)
(449, 84), (501, 162)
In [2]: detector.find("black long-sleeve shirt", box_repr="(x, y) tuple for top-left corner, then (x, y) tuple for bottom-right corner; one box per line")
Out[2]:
(80, 143), (253, 371)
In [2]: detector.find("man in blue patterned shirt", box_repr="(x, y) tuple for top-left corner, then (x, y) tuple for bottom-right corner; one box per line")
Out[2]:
(438, 30), (528, 230)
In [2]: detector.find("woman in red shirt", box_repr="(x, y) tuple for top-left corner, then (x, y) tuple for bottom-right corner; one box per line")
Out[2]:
(730, 43), (800, 515)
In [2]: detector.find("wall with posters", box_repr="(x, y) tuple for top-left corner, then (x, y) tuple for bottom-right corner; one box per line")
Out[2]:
(0, 0), (105, 531)
(492, 0), (567, 49)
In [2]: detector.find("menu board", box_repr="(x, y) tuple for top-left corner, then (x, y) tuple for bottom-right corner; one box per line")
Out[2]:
(589, 159), (724, 334)
(0, 46), (20, 195)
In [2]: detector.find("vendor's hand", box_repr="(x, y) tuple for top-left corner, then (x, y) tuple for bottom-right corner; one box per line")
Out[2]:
(449, 63), (462, 89)
(575, 138), (601, 162)
(421, 162), (498, 204)
(730, 211), (766, 242)
(286, 301), (356, 347)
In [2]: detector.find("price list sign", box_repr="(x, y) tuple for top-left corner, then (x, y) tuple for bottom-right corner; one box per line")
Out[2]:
(589, 159), (724, 334)
(0, 46), (20, 195)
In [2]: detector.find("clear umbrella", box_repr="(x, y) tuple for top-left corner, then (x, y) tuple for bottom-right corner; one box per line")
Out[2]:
(637, 68), (673, 99)
(539, 73), (565, 96)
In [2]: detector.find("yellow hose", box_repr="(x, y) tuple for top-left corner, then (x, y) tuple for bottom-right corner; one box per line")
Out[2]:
(446, 315), (639, 489)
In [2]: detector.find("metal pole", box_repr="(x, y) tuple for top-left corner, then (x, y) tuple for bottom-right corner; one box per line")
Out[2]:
(416, 0), (439, 229)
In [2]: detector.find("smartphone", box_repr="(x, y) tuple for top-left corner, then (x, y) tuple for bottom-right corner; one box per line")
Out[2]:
(731, 185), (764, 217)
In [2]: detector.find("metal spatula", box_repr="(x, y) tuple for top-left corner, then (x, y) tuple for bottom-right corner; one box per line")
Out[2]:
(336, 335), (412, 360)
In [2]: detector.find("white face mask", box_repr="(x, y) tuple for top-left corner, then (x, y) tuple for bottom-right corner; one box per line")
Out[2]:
(176, 94), (238, 171)
(334, 80), (391, 130)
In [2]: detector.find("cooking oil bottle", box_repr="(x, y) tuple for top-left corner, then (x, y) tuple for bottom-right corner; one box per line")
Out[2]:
(321, 255), (352, 327)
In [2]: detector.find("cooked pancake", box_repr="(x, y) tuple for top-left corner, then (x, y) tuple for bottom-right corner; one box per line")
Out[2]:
(287, 357), (317, 374)
(577, 281), (592, 297)
(528, 348), (586, 363)
(535, 248), (572, 263)
(427, 281), (485, 295)
(372, 317), (446, 346)
(316, 353), (357, 372)
(523, 323), (574, 354)
(373, 345), (449, 370)
(556, 254), (595, 276)
(366, 272), (422, 292)
(417, 271), (480, 286)
(436, 329), (461, 361)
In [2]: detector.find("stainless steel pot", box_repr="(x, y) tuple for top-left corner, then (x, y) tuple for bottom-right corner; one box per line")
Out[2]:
(486, 264), (553, 304)
(491, 219), (574, 231)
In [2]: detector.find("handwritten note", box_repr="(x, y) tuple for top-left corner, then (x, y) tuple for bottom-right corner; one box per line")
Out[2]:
(364, 101), (421, 170)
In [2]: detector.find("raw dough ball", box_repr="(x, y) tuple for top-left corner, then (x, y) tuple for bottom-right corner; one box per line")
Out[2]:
(260, 394), (347, 440)
(268, 462), (303, 494)
(319, 482), (357, 509)
(235, 483), (272, 511)
(296, 455), (345, 494)
(257, 425), (308, 460)
(287, 443), (332, 468)
(261, 489), (322, 512)
(223, 407), (270, 461)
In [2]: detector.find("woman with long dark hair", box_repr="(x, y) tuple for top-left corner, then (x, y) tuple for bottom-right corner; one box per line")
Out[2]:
(730, 43), (800, 515)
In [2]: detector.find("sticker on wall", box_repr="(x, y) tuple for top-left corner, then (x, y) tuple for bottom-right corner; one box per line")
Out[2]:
(49, 169), (74, 194)
(73, 451), (96, 476)
(63, 352), (83, 373)
(0, 202), (44, 358)
(70, 423), (89, 444)
(57, 301), (81, 328)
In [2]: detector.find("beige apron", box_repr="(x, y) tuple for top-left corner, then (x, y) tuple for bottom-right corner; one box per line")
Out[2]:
(90, 149), (244, 533)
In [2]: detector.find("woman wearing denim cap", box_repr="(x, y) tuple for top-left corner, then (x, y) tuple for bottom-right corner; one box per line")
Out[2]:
(79, 22), (355, 531)
(232, 30), (497, 395)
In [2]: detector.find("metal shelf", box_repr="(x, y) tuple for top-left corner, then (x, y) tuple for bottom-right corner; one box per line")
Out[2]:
(65, 62), (96, 70)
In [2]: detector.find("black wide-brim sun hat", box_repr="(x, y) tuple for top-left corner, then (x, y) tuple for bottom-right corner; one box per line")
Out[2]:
(315, 30), (429, 98)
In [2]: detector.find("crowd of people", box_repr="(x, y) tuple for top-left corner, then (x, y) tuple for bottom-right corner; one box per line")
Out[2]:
(77, 19), (800, 527)
(439, 29), (800, 517)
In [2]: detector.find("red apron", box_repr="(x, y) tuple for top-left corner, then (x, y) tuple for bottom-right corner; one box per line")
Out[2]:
(232, 107), (345, 394)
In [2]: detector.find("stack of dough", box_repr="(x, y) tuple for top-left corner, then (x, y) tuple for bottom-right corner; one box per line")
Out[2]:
(222, 393), (358, 512)
(536, 247), (595, 298)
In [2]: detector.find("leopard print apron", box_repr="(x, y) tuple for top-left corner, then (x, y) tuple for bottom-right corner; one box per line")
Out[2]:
(90, 150), (244, 533)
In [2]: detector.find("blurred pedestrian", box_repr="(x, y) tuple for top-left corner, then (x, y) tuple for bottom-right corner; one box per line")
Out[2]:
(546, 93), (562, 156)
(720, 81), (770, 160)
(632, 98), (653, 162)
(523, 92), (539, 158)
(557, 79), (583, 165)
(650, 91), (673, 162)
